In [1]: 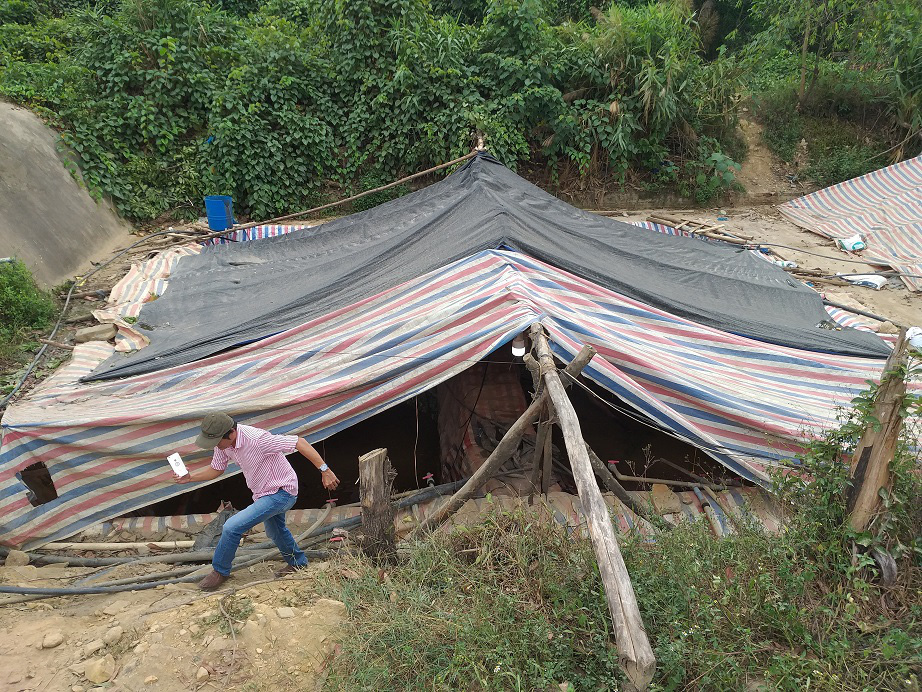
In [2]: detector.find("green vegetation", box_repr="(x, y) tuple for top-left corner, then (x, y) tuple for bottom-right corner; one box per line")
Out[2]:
(0, 260), (57, 368)
(0, 0), (918, 217)
(321, 379), (922, 690)
(745, 0), (921, 184)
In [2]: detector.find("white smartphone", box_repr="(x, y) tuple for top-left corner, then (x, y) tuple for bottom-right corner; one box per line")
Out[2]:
(167, 452), (188, 477)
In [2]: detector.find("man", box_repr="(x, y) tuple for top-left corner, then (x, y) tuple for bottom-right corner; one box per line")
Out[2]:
(174, 412), (340, 591)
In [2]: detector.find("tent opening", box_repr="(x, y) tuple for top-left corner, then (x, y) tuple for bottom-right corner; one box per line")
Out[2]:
(126, 350), (743, 519)
(128, 395), (442, 517)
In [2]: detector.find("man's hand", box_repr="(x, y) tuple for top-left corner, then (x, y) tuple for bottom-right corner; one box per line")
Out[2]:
(321, 469), (340, 490)
(173, 472), (193, 484)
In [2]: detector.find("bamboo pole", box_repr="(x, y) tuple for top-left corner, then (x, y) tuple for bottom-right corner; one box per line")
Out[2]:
(531, 325), (655, 690)
(848, 329), (909, 532)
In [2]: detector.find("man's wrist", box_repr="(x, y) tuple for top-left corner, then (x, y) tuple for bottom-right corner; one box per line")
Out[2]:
(318, 463), (329, 472)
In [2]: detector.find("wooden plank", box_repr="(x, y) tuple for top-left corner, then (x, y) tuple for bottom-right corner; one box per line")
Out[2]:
(532, 327), (656, 690)
(358, 448), (397, 563)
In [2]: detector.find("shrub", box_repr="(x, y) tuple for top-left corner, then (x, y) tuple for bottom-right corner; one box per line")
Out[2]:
(0, 260), (56, 340)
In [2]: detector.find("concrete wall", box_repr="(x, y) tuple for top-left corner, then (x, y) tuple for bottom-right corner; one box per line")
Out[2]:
(0, 101), (129, 286)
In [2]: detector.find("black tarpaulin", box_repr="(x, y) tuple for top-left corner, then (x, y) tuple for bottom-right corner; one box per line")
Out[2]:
(86, 152), (888, 381)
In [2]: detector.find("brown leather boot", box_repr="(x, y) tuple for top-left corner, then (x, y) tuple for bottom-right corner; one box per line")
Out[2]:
(198, 570), (229, 591)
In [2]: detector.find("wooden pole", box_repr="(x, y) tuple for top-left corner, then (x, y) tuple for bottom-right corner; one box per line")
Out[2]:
(531, 325), (656, 690)
(358, 448), (397, 563)
(528, 410), (551, 504)
(848, 329), (909, 533)
(410, 339), (596, 538)
(584, 445), (659, 524)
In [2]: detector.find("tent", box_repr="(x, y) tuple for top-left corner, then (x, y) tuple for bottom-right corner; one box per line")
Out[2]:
(0, 153), (893, 549)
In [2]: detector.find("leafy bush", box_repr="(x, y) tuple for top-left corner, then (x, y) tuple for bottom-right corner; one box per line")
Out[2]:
(0, 0), (752, 220)
(0, 260), (56, 367)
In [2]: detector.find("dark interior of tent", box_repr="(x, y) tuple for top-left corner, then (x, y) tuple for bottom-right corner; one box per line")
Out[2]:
(131, 342), (745, 518)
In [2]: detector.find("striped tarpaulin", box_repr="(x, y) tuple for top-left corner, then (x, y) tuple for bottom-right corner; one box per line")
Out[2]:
(204, 224), (314, 245)
(92, 244), (202, 352)
(0, 250), (898, 548)
(779, 155), (922, 290)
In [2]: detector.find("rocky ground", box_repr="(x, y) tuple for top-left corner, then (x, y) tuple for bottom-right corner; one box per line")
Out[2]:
(1, 558), (347, 692)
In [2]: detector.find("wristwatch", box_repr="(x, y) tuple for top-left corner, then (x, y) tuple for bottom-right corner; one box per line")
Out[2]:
(319, 463), (329, 472)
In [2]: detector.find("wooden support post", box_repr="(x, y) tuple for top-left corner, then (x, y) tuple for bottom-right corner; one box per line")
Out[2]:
(358, 448), (397, 563)
(410, 335), (596, 538)
(531, 325), (656, 690)
(848, 329), (909, 533)
(540, 415), (554, 495)
(528, 409), (551, 504)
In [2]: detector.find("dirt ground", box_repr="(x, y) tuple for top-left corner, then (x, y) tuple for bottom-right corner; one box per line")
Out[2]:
(1, 559), (346, 692)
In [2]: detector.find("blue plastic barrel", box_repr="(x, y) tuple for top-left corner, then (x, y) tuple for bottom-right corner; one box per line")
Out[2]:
(204, 195), (235, 231)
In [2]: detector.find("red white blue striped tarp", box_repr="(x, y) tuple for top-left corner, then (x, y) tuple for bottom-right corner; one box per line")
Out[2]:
(0, 250), (900, 549)
(204, 224), (314, 245)
(779, 155), (922, 290)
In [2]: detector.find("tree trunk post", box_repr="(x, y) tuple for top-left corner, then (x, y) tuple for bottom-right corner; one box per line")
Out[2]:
(531, 325), (656, 690)
(848, 329), (909, 533)
(358, 448), (397, 563)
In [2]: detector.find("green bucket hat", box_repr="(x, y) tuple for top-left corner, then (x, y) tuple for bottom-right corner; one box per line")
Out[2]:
(195, 411), (235, 449)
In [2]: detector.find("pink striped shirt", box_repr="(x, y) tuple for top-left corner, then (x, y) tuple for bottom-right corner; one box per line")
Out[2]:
(210, 424), (299, 500)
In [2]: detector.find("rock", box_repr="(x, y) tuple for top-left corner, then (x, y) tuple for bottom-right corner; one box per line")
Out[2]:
(103, 626), (123, 646)
(188, 624), (200, 635)
(5, 549), (29, 566)
(72, 686), (86, 692)
(276, 607), (296, 619)
(195, 666), (209, 682)
(7, 672), (22, 684)
(42, 630), (65, 648)
(83, 640), (104, 657)
(84, 654), (115, 684)
(877, 320), (900, 334)
(238, 620), (266, 648)
(74, 323), (118, 344)
(102, 600), (129, 616)
(314, 598), (347, 618)
(143, 675), (158, 684)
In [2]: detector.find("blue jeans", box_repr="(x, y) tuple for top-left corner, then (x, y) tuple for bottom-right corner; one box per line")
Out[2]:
(212, 489), (306, 576)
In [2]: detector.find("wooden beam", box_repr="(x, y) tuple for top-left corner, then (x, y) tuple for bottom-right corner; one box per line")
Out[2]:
(531, 326), (656, 690)
(409, 335), (596, 538)
(358, 448), (397, 563)
(848, 329), (909, 532)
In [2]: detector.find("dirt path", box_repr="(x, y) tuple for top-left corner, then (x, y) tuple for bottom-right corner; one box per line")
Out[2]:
(2, 560), (345, 692)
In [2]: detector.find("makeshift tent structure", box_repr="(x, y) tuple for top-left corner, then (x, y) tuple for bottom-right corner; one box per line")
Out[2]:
(0, 153), (895, 549)
(780, 154), (922, 291)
